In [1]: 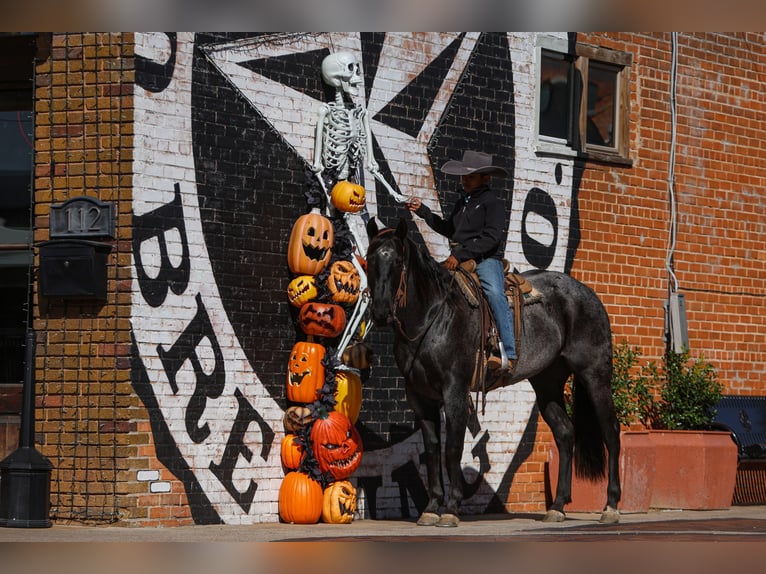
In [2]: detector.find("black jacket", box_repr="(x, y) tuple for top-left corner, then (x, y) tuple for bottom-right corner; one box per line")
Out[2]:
(415, 185), (506, 263)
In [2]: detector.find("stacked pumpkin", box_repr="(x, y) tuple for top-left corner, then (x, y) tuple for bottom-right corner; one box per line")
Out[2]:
(279, 182), (367, 524)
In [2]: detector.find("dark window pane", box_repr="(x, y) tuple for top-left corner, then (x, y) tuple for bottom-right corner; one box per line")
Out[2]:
(539, 51), (571, 140)
(586, 62), (618, 147)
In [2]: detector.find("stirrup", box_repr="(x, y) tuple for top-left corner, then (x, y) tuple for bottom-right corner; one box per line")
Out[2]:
(497, 341), (509, 371)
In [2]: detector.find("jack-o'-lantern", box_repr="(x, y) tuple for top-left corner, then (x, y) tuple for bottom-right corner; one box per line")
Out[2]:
(321, 480), (357, 524)
(327, 259), (361, 304)
(298, 302), (347, 338)
(311, 409), (363, 480)
(278, 471), (323, 524)
(287, 275), (318, 307)
(334, 370), (362, 424)
(280, 433), (304, 470)
(287, 209), (334, 275)
(286, 341), (326, 403)
(283, 405), (313, 433)
(331, 180), (366, 213)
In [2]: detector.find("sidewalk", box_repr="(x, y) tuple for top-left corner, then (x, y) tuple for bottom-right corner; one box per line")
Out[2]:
(1, 505), (765, 542)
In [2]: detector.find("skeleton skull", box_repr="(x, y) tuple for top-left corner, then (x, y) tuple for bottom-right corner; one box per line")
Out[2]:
(321, 51), (362, 96)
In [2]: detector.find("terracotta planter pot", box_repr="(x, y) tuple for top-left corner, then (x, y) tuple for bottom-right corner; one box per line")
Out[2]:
(647, 430), (737, 510)
(547, 431), (654, 513)
(547, 429), (738, 513)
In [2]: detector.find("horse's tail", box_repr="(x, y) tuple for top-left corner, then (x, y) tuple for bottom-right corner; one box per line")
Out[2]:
(572, 374), (607, 480)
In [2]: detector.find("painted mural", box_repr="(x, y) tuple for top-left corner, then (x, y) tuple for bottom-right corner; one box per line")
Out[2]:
(131, 32), (581, 524)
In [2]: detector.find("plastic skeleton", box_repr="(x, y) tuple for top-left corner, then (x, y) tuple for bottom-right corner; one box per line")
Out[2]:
(311, 52), (404, 361)
(312, 51), (406, 205)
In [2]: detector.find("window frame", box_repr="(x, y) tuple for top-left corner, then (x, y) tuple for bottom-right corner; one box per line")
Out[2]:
(535, 37), (633, 166)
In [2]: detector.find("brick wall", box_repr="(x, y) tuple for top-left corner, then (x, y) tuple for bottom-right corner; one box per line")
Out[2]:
(31, 32), (766, 526)
(572, 32), (766, 395)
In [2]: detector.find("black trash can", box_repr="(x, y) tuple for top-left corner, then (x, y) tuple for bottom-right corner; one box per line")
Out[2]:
(0, 446), (53, 528)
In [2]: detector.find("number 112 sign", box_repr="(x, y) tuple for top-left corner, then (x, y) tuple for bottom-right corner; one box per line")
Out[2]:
(50, 196), (115, 239)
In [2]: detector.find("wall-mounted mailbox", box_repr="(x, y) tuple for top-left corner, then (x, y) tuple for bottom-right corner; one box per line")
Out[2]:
(39, 239), (112, 300)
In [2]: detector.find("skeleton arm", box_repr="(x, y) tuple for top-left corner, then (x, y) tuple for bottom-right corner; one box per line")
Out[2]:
(312, 103), (330, 174)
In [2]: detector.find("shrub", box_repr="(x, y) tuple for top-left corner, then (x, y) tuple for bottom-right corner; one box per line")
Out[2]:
(611, 341), (654, 428)
(653, 348), (723, 430)
(610, 341), (723, 431)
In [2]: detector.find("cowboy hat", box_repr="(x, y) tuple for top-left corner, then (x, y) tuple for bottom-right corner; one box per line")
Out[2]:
(440, 150), (509, 177)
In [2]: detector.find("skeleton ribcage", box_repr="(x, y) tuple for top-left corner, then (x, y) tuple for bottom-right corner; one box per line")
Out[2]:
(322, 105), (366, 179)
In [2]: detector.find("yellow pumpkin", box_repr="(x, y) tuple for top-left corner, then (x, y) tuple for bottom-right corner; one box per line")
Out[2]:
(334, 370), (362, 424)
(287, 275), (318, 307)
(287, 209), (334, 275)
(331, 180), (366, 213)
(321, 480), (357, 524)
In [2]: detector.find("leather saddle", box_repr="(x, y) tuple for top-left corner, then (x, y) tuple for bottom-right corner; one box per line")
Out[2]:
(452, 260), (543, 411)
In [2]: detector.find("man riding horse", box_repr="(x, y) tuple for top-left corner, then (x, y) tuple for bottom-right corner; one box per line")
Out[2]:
(406, 150), (516, 372)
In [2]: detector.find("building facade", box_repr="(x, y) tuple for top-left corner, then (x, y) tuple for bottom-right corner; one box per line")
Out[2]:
(0, 32), (763, 526)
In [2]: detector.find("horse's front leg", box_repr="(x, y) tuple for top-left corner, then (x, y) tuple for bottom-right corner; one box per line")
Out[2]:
(437, 385), (469, 527)
(409, 393), (443, 526)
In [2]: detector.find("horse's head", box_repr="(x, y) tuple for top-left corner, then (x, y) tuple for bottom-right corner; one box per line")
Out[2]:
(365, 217), (408, 326)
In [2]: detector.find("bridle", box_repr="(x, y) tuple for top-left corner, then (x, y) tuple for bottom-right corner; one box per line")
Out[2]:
(380, 233), (453, 344)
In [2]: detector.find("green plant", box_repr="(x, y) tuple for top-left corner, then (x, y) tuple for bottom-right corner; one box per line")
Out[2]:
(652, 348), (723, 430)
(611, 341), (655, 428)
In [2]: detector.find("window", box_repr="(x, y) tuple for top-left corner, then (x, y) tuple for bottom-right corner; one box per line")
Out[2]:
(537, 39), (632, 165)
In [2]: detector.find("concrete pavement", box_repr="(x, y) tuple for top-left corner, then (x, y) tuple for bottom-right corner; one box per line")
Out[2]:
(1, 505), (765, 542)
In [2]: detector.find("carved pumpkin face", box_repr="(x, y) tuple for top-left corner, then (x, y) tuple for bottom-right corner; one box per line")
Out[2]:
(334, 370), (362, 424)
(331, 180), (366, 213)
(327, 259), (361, 304)
(321, 480), (357, 524)
(286, 342), (326, 403)
(287, 275), (318, 307)
(278, 471), (323, 524)
(283, 405), (313, 432)
(287, 210), (334, 275)
(298, 302), (347, 338)
(311, 410), (363, 480)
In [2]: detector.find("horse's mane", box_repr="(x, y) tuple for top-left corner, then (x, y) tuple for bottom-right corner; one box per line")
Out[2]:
(370, 226), (451, 300)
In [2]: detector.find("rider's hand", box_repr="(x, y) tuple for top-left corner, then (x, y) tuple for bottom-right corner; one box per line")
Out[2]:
(405, 198), (422, 212)
(442, 255), (459, 271)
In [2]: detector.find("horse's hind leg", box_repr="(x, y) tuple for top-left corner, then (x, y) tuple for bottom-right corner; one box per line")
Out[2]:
(531, 369), (574, 522)
(408, 392), (443, 525)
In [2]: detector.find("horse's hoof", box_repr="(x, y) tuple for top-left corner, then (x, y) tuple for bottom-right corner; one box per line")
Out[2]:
(542, 509), (566, 523)
(599, 506), (620, 524)
(416, 512), (440, 526)
(435, 513), (460, 527)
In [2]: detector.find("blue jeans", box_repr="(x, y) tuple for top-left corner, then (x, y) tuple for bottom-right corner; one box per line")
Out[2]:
(476, 258), (517, 360)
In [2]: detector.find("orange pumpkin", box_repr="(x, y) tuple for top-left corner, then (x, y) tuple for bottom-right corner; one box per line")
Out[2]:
(321, 480), (357, 524)
(287, 275), (318, 307)
(278, 471), (323, 524)
(280, 433), (304, 470)
(287, 209), (334, 275)
(311, 410), (363, 480)
(334, 370), (362, 424)
(298, 302), (347, 338)
(286, 341), (326, 403)
(327, 259), (361, 304)
(331, 180), (366, 213)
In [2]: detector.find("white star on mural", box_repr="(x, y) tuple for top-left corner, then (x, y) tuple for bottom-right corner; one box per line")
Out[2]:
(200, 32), (480, 258)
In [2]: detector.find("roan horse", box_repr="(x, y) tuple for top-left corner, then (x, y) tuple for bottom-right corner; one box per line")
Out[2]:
(365, 218), (621, 527)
